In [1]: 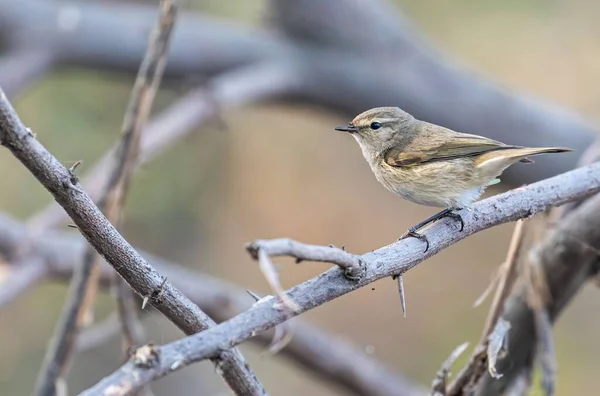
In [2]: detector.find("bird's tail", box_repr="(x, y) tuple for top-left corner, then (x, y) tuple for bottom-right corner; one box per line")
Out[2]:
(475, 146), (572, 169)
(515, 147), (572, 164)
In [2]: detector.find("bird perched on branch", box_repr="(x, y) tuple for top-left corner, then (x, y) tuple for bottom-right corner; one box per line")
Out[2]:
(335, 107), (571, 252)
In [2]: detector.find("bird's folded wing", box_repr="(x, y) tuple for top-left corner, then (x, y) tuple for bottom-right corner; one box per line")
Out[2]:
(384, 134), (519, 167)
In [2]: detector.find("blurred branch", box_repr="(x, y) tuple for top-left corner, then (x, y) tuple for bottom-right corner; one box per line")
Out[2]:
(0, 0), (593, 184)
(34, 2), (180, 394)
(469, 193), (600, 394)
(0, 46), (55, 98)
(447, 220), (527, 394)
(0, 256), (46, 305)
(27, 62), (299, 230)
(0, 87), (266, 396)
(81, 163), (600, 394)
(466, 143), (600, 395)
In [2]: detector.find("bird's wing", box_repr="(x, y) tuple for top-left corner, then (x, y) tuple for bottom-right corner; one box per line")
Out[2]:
(384, 129), (519, 167)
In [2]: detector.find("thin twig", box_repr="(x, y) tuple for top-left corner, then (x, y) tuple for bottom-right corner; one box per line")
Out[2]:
(79, 162), (600, 394)
(480, 219), (526, 341)
(245, 239), (365, 347)
(79, 0), (179, 330)
(26, 63), (300, 230)
(115, 279), (145, 354)
(33, 1), (178, 394)
(534, 309), (557, 396)
(431, 342), (469, 395)
(246, 239), (366, 280)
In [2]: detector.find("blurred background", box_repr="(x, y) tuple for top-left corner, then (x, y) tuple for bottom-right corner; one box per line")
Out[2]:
(1, 0), (599, 395)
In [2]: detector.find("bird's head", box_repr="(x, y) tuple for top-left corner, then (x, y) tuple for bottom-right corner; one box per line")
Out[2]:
(335, 107), (415, 155)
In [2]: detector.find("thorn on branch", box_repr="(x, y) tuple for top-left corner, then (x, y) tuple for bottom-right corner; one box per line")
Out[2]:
(392, 274), (407, 318)
(245, 289), (262, 302)
(68, 160), (83, 174)
(143, 277), (167, 309)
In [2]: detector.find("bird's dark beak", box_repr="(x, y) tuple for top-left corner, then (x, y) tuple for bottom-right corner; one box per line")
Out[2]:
(335, 124), (359, 133)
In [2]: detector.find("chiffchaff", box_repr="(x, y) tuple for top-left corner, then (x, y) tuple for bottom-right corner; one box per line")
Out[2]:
(335, 107), (572, 251)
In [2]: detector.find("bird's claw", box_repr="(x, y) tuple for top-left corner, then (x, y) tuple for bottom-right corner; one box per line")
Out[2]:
(443, 212), (464, 231)
(398, 229), (429, 252)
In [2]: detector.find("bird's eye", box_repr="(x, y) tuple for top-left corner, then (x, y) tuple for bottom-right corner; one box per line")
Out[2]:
(370, 122), (382, 130)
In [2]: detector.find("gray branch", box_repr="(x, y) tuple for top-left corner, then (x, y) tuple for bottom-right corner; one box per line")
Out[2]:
(82, 162), (600, 394)
(0, 88), (266, 395)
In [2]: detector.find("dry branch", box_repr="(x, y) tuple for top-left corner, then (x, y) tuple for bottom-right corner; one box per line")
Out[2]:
(33, 2), (180, 394)
(81, 162), (600, 394)
(0, 213), (425, 396)
(0, 86), (265, 394)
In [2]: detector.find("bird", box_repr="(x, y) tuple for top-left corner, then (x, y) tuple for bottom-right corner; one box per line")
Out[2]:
(335, 107), (572, 252)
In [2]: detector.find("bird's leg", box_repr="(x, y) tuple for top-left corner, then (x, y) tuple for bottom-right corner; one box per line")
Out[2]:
(398, 208), (464, 252)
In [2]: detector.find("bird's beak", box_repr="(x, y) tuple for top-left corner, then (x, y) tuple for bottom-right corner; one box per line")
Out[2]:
(335, 124), (359, 133)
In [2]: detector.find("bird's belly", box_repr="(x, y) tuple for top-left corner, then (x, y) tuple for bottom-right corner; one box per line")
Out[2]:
(373, 161), (486, 208)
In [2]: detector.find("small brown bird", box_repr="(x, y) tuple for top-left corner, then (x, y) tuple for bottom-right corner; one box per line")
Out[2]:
(335, 107), (572, 251)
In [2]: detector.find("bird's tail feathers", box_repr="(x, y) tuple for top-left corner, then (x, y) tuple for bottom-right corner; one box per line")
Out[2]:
(475, 146), (572, 169)
(515, 147), (572, 164)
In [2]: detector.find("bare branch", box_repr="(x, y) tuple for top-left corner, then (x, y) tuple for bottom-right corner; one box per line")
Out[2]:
(246, 239), (365, 314)
(80, 162), (600, 394)
(246, 239), (365, 280)
(0, 83), (266, 396)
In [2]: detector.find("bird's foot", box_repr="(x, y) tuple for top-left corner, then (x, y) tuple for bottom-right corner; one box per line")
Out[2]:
(397, 227), (430, 253)
(441, 211), (464, 232)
